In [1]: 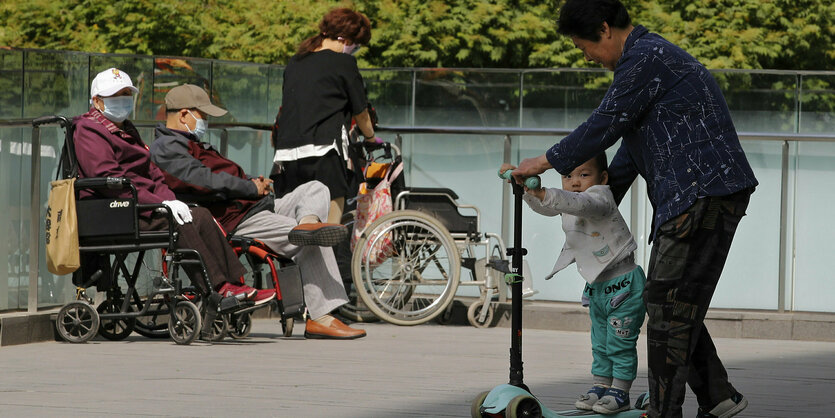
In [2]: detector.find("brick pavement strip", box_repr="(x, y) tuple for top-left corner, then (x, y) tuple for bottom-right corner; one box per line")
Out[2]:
(0, 320), (833, 417)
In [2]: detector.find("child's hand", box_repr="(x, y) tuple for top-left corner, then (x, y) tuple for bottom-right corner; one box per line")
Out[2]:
(499, 163), (516, 178)
(525, 186), (546, 201)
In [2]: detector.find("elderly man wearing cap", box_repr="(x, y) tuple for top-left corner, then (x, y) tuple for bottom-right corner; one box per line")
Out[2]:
(73, 68), (274, 305)
(150, 84), (365, 340)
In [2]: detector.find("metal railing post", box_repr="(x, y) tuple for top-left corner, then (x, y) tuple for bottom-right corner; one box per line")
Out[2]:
(778, 140), (790, 312)
(220, 128), (229, 156)
(28, 126), (42, 313)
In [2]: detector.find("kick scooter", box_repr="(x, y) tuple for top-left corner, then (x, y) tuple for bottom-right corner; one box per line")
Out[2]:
(470, 170), (647, 418)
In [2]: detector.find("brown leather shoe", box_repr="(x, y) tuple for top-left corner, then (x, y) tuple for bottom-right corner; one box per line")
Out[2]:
(288, 223), (348, 247)
(304, 318), (367, 340)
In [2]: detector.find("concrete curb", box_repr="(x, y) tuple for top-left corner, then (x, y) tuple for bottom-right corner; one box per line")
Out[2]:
(0, 309), (59, 346)
(439, 299), (835, 342)
(3, 299), (834, 347)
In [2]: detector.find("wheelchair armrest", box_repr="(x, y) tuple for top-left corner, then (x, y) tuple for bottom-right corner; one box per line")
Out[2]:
(75, 177), (131, 190)
(137, 203), (179, 248)
(176, 192), (228, 204)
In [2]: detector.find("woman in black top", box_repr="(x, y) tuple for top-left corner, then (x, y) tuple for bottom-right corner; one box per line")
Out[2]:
(274, 8), (376, 224)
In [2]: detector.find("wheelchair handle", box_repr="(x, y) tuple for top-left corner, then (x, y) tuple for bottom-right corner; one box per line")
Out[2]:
(32, 115), (70, 128)
(499, 169), (540, 189)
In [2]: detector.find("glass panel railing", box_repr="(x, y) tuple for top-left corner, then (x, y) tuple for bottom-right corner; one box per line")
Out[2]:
(713, 71), (798, 133)
(0, 125), (27, 310)
(711, 140), (783, 310)
(1, 47), (835, 313)
(266, 65), (284, 125)
(223, 128), (274, 177)
(363, 69), (415, 126)
(522, 69), (612, 130)
(799, 74), (835, 134)
(414, 69), (521, 127)
(211, 62), (272, 124)
(23, 50), (88, 119)
(0, 50), (23, 119)
(792, 141), (835, 312)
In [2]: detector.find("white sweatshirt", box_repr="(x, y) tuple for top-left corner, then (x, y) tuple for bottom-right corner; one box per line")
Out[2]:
(523, 185), (637, 284)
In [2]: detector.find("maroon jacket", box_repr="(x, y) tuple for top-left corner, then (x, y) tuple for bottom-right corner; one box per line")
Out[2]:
(149, 124), (268, 232)
(73, 109), (176, 215)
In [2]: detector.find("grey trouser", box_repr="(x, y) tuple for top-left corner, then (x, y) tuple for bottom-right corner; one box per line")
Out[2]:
(233, 181), (348, 319)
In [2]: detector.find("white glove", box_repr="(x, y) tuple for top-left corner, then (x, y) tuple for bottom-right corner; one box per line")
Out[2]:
(161, 200), (193, 225)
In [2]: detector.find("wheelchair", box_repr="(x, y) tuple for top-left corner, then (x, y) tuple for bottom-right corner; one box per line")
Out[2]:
(349, 140), (515, 327)
(223, 235), (305, 339)
(169, 197), (307, 341)
(41, 115), (250, 345)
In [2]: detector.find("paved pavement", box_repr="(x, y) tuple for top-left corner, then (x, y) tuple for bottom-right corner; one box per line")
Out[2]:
(0, 319), (833, 417)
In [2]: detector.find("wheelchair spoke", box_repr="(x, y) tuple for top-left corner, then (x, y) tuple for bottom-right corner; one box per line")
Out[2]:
(353, 211), (461, 325)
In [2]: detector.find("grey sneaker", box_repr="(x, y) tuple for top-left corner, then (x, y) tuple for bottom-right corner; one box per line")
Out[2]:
(575, 385), (608, 410)
(697, 393), (748, 418)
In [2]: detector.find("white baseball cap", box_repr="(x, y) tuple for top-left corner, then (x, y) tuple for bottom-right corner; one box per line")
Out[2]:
(90, 68), (139, 98)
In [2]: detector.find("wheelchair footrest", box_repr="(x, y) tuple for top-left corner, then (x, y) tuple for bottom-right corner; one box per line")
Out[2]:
(219, 295), (251, 313)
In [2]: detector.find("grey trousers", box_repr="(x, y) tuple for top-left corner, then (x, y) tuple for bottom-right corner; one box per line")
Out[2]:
(233, 181), (348, 319)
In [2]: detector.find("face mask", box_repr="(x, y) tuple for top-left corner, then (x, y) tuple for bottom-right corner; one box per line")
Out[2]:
(342, 43), (361, 55)
(337, 36), (361, 55)
(187, 110), (208, 139)
(100, 96), (134, 123)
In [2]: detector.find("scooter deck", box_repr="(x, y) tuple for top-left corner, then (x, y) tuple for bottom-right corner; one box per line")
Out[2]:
(479, 384), (646, 418)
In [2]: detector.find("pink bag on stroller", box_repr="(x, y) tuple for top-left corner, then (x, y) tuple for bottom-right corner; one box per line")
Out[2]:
(351, 161), (403, 265)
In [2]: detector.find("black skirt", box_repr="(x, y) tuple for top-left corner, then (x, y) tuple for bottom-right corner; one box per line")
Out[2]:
(274, 149), (349, 200)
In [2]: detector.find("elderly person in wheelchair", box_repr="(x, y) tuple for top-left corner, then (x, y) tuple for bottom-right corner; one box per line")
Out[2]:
(149, 84), (366, 340)
(73, 68), (273, 305)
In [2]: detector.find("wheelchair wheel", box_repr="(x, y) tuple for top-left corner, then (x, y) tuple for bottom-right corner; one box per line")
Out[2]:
(228, 312), (252, 339)
(352, 209), (461, 326)
(97, 299), (136, 341)
(168, 300), (201, 345)
(204, 313), (228, 342)
(132, 296), (171, 339)
(56, 301), (100, 343)
(337, 290), (381, 323)
(281, 316), (294, 337)
(467, 300), (495, 328)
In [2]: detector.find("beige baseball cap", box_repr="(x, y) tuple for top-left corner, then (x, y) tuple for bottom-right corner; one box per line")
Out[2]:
(165, 84), (227, 117)
(90, 68), (139, 98)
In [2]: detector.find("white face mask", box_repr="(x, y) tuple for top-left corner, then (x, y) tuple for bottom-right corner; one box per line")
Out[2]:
(100, 96), (134, 123)
(186, 110), (208, 139)
(342, 43), (360, 55)
(337, 36), (361, 55)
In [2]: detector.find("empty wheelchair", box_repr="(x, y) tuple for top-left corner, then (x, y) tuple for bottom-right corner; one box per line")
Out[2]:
(349, 141), (515, 327)
(42, 115), (247, 345)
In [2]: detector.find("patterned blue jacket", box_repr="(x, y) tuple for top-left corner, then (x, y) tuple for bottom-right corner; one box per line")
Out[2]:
(545, 25), (758, 240)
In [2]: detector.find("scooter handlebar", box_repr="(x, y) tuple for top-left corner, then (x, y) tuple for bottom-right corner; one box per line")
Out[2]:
(498, 169), (541, 189)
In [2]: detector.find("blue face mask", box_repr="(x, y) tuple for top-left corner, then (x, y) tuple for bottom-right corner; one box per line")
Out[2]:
(187, 110), (208, 139)
(100, 96), (134, 123)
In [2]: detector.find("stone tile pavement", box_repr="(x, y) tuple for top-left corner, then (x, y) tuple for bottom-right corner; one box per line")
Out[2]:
(0, 319), (833, 417)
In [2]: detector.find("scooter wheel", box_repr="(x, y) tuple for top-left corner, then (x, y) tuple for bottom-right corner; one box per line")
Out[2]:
(470, 391), (490, 417)
(506, 394), (542, 418)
